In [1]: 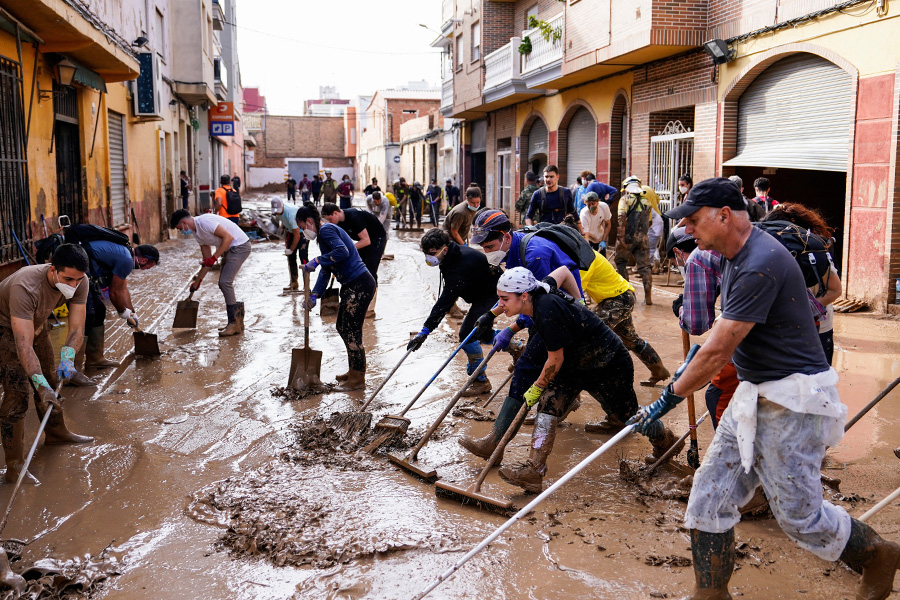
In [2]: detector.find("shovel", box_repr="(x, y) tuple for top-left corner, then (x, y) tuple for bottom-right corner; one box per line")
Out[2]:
(130, 319), (160, 357)
(172, 268), (207, 329)
(434, 400), (530, 514)
(388, 347), (499, 482)
(288, 270), (323, 391)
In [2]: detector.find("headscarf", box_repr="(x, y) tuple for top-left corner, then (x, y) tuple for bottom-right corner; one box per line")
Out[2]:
(497, 267), (551, 294)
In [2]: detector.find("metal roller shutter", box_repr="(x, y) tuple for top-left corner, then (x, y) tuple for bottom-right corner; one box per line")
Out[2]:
(723, 53), (853, 172)
(471, 120), (487, 153)
(108, 110), (128, 226)
(527, 118), (548, 162)
(566, 107), (596, 183)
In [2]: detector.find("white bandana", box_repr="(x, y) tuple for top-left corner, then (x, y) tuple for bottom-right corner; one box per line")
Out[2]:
(497, 267), (551, 294)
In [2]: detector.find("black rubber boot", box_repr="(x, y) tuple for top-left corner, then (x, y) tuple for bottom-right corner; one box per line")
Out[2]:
(458, 395), (523, 460)
(840, 518), (900, 600)
(688, 528), (735, 600)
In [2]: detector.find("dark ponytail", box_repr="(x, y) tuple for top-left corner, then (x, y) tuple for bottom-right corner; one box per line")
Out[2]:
(296, 204), (321, 229)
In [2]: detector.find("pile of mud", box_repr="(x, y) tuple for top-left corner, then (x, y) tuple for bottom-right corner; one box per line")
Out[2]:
(0, 550), (120, 600)
(279, 415), (411, 469)
(618, 459), (693, 502)
(451, 399), (495, 422)
(271, 383), (336, 402)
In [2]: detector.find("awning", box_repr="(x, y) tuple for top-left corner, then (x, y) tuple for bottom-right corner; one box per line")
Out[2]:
(73, 65), (107, 93)
(0, 8), (42, 44)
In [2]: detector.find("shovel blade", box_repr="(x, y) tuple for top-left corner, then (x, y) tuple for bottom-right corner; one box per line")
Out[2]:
(172, 300), (199, 329)
(133, 331), (160, 357)
(288, 347), (323, 389)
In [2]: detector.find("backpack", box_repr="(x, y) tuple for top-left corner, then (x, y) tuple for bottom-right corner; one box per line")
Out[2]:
(623, 195), (648, 244)
(519, 223), (596, 271)
(754, 219), (833, 289)
(64, 224), (132, 278)
(222, 187), (242, 214)
(535, 187), (571, 223)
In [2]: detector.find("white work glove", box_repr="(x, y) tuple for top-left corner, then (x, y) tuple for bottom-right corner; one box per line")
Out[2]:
(118, 308), (138, 329)
(284, 248), (293, 256)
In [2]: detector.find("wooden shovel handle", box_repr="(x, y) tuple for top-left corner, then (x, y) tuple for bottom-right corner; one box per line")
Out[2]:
(302, 269), (311, 349)
(681, 329), (698, 442)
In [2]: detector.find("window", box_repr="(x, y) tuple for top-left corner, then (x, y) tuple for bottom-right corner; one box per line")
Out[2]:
(471, 21), (481, 61)
(456, 35), (463, 70)
(154, 8), (166, 60)
(0, 56), (30, 264)
(526, 4), (538, 29)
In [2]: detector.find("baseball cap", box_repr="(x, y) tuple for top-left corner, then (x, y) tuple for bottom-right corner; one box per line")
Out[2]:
(664, 177), (748, 221)
(470, 209), (511, 244)
(665, 226), (697, 259)
(271, 198), (284, 212)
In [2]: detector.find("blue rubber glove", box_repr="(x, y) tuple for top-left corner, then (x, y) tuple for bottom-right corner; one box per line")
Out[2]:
(515, 315), (534, 329)
(600, 240), (607, 251)
(492, 327), (515, 351)
(630, 383), (685, 434)
(407, 327), (430, 351)
(56, 346), (76, 381)
(305, 293), (318, 310)
(523, 383), (544, 408)
(303, 258), (319, 273)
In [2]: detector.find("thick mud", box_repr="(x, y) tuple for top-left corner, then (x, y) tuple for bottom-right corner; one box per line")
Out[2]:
(4, 194), (899, 599)
(2, 550), (120, 600)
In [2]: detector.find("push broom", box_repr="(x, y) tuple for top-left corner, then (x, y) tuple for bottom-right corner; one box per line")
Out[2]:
(333, 349), (414, 439)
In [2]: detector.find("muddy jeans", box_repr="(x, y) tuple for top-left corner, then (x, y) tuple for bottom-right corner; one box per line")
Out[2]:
(337, 271), (377, 372)
(0, 326), (57, 423)
(592, 290), (662, 368)
(536, 348), (637, 422)
(219, 241), (251, 305)
(684, 398), (851, 561)
(614, 235), (651, 287)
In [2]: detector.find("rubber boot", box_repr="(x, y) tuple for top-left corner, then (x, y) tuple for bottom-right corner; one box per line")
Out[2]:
(643, 279), (653, 305)
(498, 413), (557, 493)
(2, 420), (24, 484)
(283, 277), (299, 292)
(85, 325), (117, 368)
(458, 395), (523, 460)
(335, 369), (365, 392)
(462, 355), (491, 397)
(527, 395), (580, 425)
(637, 343), (671, 386)
(644, 421), (685, 464)
(234, 302), (245, 333)
(37, 405), (94, 445)
(66, 341), (95, 387)
(219, 304), (241, 337)
(335, 371), (351, 382)
(585, 412), (626, 434)
(366, 289), (377, 319)
(688, 528), (735, 600)
(840, 518), (900, 600)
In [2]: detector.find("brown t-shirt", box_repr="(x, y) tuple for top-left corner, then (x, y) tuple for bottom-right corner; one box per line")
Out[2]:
(0, 265), (88, 332)
(443, 202), (476, 243)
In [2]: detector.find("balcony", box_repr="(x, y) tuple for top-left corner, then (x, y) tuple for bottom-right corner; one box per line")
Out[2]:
(521, 12), (564, 88)
(482, 38), (543, 109)
(212, 0), (225, 31)
(213, 57), (228, 100)
(440, 79), (453, 117)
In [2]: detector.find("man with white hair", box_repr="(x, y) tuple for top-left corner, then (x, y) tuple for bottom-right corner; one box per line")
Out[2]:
(636, 177), (900, 600)
(271, 197), (307, 292)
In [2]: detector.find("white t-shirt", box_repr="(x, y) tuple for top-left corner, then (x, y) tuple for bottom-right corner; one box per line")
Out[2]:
(579, 205), (610, 243)
(193, 214), (250, 249)
(649, 210), (664, 239)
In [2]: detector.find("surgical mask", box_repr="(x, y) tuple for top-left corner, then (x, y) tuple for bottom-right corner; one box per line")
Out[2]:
(679, 185), (688, 194)
(179, 228), (194, 236)
(588, 206), (598, 214)
(485, 250), (507, 266)
(466, 203), (478, 211)
(303, 228), (317, 241)
(425, 254), (441, 267)
(54, 272), (77, 300)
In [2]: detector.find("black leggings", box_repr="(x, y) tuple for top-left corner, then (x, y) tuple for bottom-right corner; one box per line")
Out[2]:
(337, 271), (377, 372)
(358, 236), (386, 282)
(459, 296), (497, 345)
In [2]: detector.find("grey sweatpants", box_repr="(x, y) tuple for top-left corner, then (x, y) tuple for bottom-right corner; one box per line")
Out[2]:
(219, 241), (251, 305)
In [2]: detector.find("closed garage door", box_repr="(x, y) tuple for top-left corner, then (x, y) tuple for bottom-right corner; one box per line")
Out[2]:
(527, 118), (548, 163)
(108, 110), (128, 226)
(723, 53), (853, 172)
(288, 160), (319, 183)
(566, 107), (596, 184)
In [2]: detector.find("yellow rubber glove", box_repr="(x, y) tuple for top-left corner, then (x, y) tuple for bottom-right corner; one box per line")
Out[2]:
(524, 383), (545, 408)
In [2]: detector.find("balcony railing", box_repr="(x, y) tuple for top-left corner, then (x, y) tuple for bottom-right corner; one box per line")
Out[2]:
(441, 0), (454, 25)
(441, 79), (453, 112)
(483, 39), (521, 92)
(521, 12), (563, 76)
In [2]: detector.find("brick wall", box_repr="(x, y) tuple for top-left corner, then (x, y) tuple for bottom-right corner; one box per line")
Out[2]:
(482, 1), (515, 56)
(566, 0), (611, 62)
(253, 116), (345, 168)
(708, 0), (774, 40)
(652, 0), (708, 31)
(648, 107), (695, 136)
(514, 0), (562, 33)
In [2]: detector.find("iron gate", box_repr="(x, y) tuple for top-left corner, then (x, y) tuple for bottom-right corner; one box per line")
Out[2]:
(54, 84), (83, 224)
(0, 55), (30, 265)
(649, 120), (694, 216)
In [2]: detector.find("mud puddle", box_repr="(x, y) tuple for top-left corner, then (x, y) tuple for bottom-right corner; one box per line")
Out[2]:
(0, 548), (121, 600)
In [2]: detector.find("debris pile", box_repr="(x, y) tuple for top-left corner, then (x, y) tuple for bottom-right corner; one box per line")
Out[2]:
(0, 550), (121, 600)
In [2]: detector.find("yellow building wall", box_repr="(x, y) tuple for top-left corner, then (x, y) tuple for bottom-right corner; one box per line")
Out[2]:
(515, 71), (634, 133)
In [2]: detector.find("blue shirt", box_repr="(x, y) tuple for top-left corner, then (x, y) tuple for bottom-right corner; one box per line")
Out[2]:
(312, 223), (370, 296)
(280, 204), (299, 231)
(505, 231), (583, 294)
(574, 185), (586, 213)
(83, 240), (133, 287)
(584, 181), (617, 201)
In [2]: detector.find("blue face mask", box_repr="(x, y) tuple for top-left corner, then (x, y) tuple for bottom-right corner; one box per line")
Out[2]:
(179, 229), (194, 236)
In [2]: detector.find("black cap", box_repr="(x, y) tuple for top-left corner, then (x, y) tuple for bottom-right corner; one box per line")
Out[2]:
(665, 227), (696, 259)
(664, 177), (747, 221)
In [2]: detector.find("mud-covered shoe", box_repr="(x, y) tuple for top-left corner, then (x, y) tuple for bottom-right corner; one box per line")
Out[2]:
(334, 370), (365, 392)
(65, 372), (95, 387)
(335, 371), (351, 382)
(458, 433), (498, 460)
(639, 362), (671, 387)
(645, 426), (685, 464)
(461, 379), (492, 397)
(585, 413), (626, 434)
(498, 460), (543, 494)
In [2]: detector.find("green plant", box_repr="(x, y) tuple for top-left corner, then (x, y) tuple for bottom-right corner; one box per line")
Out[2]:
(527, 15), (562, 44)
(518, 36), (533, 55)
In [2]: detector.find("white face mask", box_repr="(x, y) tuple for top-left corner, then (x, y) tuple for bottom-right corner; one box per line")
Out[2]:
(485, 250), (507, 266)
(303, 228), (317, 241)
(679, 185), (689, 194)
(466, 203), (478, 211)
(54, 272), (78, 300)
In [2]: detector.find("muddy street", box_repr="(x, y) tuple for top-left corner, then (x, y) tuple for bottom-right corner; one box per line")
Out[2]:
(5, 199), (900, 600)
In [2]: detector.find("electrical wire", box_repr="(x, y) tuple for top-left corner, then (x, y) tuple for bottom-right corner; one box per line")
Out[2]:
(730, 0), (887, 44)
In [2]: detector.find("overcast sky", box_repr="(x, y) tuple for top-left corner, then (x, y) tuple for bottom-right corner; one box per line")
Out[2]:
(235, 0), (444, 114)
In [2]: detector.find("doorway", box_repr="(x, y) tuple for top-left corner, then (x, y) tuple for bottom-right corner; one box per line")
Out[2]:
(54, 85), (83, 224)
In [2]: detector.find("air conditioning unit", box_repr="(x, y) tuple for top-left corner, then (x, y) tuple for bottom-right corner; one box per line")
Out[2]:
(133, 52), (162, 118)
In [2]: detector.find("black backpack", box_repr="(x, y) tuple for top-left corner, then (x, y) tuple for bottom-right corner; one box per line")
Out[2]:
(754, 220), (833, 289)
(64, 224), (132, 276)
(623, 195), (649, 244)
(223, 187), (242, 214)
(520, 223), (596, 271)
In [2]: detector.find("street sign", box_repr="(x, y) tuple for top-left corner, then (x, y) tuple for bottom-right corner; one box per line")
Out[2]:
(210, 121), (234, 136)
(210, 102), (234, 136)
(393, 155), (400, 163)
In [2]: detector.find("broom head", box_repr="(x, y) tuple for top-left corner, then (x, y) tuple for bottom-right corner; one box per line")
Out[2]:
(434, 481), (514, 515)
(387, 453), (438, 483)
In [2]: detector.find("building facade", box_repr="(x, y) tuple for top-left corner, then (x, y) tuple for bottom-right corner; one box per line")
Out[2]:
(437, 0), (900, 310)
